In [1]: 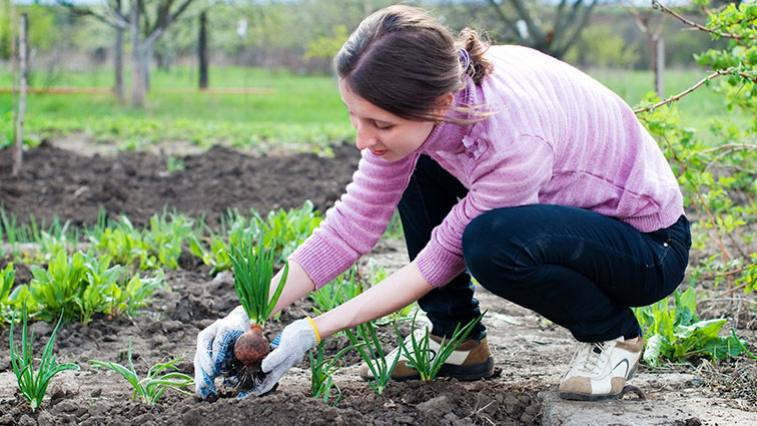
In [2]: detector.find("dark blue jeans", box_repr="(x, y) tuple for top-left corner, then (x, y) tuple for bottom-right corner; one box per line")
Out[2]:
(399, 155), (691, 343)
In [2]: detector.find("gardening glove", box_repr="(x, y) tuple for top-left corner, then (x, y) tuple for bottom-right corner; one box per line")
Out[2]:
(194, 305), (249, 399)
(246, 317), (320, 397)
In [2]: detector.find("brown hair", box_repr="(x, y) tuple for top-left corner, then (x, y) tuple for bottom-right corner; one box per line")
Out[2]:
(334, 5), (493, 123)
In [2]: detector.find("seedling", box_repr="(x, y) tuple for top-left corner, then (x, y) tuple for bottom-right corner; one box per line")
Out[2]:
(9, 306), (79, 412)
(229, 235), (288, 386)
(0, 263), (15, 323)
(309, 267), (363, 315)
(635, 287), (754, 366)
(91, 342), (193, 406)
(309, 341), (355, 406)
(345, 320), (402, 395)
(397, 310), (485, 381)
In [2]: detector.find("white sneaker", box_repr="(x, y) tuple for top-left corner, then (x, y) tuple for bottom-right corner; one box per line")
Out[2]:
(558, 336), (644, 401)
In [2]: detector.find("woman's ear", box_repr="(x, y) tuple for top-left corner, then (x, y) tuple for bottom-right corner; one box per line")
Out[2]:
(432, 92), (455, 119)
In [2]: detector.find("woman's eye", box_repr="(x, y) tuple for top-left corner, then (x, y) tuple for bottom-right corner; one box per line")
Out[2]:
(375, 121), (393, 130)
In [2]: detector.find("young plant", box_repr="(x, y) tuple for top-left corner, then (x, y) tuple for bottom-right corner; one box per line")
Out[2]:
(9, 306), (80, 412)
(309, 341), (355, 406)
(397, 310), (485, 381)
(634, 287), (754, 366)
(0, 263), (15, 324)
(309, 267), (362, 315)
(344, 320), (402, 395)
(91, 343), (193, 406)
(229, 235), (289, 371)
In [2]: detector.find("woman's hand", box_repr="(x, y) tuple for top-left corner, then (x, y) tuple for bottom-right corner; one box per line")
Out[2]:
(248, 317), (321, 396)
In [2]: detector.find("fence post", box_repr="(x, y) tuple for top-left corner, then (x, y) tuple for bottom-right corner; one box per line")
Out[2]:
(12, 13), (28, 177)
(199, 11), (208, 90)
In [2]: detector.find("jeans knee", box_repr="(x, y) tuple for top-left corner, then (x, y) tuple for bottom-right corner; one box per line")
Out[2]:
(463, 210), (538, 287)
(463, 212), (499, 280)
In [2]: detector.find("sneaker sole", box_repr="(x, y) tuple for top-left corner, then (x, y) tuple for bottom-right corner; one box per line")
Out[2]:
(390, 357), (496, 382)
(558, 361), (639, 401)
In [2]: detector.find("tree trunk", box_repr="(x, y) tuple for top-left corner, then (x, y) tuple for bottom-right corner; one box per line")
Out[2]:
(143, 44), (151, 92)
(130, 3), (144, 107)
(654, 36), (665, 98)
(12, 13), (27, 177)
(198, 11), (208, 89)
(114, 0), (124, 102)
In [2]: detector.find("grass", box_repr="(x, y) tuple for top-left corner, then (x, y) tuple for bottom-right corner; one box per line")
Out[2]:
(0, 66), (746, 150)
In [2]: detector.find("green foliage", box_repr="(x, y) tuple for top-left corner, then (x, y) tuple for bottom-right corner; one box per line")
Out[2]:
(229, 236), (288, 326)
(0, 0), (10, 60)
(91, 343), (194, 406)
(308, 341), (353, 406)
(309, 267), (363, 315)
(14, 247), (162, 324)
(9, 306), (80, 412)
(635, 288), (753, 366)
(165, 155), (185, 174)
(89, 212), (193, 271)
(564, 23), (640, 68)
(0, 262), (15, 323)
(190, 202), (321, 275)
(256, 201), (323, 260)
(397, 311), (485, 382)
(304, 25), (349, 60)
(637, 1), (756, 296)
(344, 320), (401, 396)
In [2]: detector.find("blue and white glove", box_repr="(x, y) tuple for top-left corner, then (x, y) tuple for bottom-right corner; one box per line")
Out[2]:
(247, 317), (321, 397)
(194, 305), (249, 399)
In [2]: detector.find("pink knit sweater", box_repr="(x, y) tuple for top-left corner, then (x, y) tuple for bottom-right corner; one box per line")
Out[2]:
(290, 45), (684, 289)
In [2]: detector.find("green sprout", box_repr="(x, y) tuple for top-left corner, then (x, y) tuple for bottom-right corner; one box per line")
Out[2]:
(345, 320), (402, 395)
(309, 341), (355, 406)
(9, 306), (80, 412)
(91, 342), (194, 406)
(398, 311), (485, 381)
(229, 235), (288, 326)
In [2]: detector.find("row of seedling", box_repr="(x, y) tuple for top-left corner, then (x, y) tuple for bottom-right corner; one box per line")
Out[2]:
(5, 231), (481, 414)
(9, 305), (193, 412)
(0, 250), (163, 325)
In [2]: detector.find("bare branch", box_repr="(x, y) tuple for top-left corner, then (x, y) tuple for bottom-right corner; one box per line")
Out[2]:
(652, 0), (748, 41)
(633, 68), (738, 114)
(485, 0), (519, 39)
(554, 0), (597, 58)
(507, 0), (546, 42)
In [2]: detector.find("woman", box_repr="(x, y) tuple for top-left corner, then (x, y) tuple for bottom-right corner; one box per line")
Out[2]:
(194, 5), (690, 402)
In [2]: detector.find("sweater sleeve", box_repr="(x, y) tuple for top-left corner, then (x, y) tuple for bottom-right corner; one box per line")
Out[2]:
(416, 134), (554, 287)
(290, 149), (418, 289)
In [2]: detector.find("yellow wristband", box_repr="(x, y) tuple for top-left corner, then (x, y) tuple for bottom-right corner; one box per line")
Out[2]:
(306, 316), (322, 344)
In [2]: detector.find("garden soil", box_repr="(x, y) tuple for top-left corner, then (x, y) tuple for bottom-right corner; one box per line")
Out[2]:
(1, 144), (756, 425)
(0, 140), (360, 228)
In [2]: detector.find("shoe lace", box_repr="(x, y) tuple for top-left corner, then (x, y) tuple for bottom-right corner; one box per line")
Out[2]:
(574, 342), (609, 375)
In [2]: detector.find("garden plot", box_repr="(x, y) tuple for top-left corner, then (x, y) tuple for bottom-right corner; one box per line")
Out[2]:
(0, 144), (755, 425)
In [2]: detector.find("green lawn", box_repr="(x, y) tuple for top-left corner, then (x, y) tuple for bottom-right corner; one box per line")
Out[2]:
(0, 66), (745, 151)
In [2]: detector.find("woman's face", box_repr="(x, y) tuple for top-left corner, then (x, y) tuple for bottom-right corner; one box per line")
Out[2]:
(339, 79), (446, 162)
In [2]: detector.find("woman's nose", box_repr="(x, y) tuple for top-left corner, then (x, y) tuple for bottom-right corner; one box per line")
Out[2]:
(355, 125), (377, 150)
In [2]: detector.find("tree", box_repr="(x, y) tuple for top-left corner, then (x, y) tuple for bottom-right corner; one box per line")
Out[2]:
(626, 2), (667, 97)
(482, 0), (600, 59)
(58, 0), (199, 107)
